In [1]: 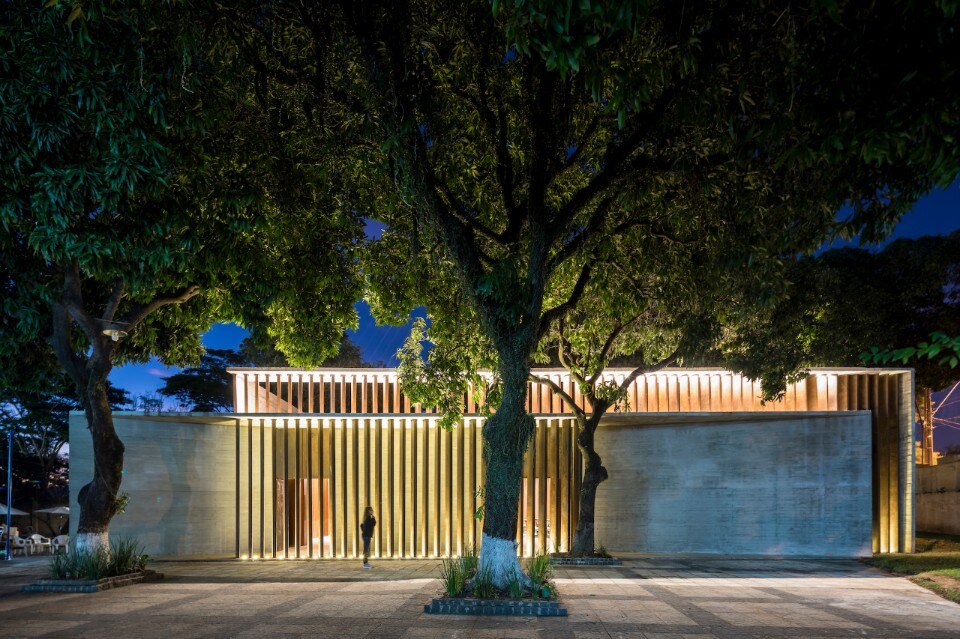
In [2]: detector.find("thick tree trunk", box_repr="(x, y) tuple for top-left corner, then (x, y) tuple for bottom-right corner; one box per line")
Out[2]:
(74, 375), (123, 552)
(571, 420), (608, 556)
(478, 354), (535, 588)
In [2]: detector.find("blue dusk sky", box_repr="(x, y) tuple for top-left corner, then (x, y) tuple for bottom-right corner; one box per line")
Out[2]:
(109, 182), (960, 402)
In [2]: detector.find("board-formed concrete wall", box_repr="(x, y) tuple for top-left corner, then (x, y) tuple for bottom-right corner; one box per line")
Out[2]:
(69, 413), (238, 557)
(593, 412), (874, 556)
(917, 459), (960, 536)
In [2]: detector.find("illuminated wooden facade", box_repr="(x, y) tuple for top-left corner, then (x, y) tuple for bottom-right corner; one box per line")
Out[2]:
(228, 367), (914, 558)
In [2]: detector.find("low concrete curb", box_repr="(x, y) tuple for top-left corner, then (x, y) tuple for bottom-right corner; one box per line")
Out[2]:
(22, 570), (163, 593)
(550, 556), (622, 566)
(424, 596), (567, 616)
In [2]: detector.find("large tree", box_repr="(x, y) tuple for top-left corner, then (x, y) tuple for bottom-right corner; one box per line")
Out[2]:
(0, 2), (362, 550)
(235, 0), (960, 583)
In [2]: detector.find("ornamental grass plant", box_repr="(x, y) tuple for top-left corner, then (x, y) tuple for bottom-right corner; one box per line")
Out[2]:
(49, 537), (148, 581)
(438, 550), (558, 601)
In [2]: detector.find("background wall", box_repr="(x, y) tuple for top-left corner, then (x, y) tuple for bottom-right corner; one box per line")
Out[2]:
(917, 459), (960, 536)
(69, 413), (238, 557)
(593, 412), (874, 556)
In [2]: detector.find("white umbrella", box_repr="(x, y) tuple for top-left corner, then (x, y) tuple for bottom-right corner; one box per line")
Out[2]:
(0, 505), (28, 516)
(34, 506), (70, 515)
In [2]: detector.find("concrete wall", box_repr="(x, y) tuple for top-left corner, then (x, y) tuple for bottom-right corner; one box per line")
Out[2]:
(917, 459), (960, 535)
(593, 412), (874, 556)
(69, 413), (237, 557)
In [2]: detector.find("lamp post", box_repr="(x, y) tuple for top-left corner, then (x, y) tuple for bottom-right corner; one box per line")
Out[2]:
(4, 429), (11, 561)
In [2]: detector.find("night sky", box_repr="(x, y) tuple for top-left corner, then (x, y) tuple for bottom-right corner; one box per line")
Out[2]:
(110, 182), (960, 447)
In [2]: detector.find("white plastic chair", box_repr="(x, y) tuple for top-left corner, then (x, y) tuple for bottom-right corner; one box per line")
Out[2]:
(29, 534), (51, 555)
(11, 536), (29, 557)
(51, 535), (69, 555)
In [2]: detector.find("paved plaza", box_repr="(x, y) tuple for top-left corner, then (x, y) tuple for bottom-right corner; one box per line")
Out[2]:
(1, 555), (959, 638)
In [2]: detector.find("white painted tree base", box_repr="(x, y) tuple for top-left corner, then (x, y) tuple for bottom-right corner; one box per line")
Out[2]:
(478, 533), (528, 589)
(74, 532), (109, 553)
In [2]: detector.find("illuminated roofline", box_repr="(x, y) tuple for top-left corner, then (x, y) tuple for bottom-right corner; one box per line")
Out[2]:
(227, 366), (913, 376)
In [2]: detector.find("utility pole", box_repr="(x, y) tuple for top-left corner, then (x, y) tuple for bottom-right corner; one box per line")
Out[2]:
(4, 429), (11, 561)
(918, 387), (935, 466)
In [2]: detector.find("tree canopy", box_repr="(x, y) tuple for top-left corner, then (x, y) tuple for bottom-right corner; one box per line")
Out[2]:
(230, 0), (960, 582)
(0, 1), (363, 545)
(725, 231), (960, 395)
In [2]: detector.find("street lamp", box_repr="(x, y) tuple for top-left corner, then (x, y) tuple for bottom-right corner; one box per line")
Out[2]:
(99, 318), (129, 342)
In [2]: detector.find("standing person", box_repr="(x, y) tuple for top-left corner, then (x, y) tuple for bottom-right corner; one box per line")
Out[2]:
(360, 507), (376, 569)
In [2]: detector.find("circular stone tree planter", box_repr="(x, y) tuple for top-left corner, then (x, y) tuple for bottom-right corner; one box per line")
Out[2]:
(22, 570), (163, 594)
(424, 596), (567, 617)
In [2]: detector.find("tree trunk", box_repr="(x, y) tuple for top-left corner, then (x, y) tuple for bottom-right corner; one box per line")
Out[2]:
(74, 374), (124, 552)
(571, 418), (608, 556)
(478, 353), (535, 588)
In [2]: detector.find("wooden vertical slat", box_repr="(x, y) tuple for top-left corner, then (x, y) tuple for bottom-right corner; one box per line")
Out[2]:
(392, 418), (403, 557)
(558, 419), (569, 552)
(438, 422), (449, 556)
(452, 420), (462, 556)
(537, 420), (548, 554)
(318, 419), (326, 557)
(886, 376), (900, 552)
(548, 418), (559, 554)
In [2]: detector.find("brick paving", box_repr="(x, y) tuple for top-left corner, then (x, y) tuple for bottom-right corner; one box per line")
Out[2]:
(1, 555), (959, 637)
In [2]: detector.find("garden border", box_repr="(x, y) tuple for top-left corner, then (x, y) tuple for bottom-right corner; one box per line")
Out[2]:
(22, 569), (163, 594)
(424, 596), (567, 616)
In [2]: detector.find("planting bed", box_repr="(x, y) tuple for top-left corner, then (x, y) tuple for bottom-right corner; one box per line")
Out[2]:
(22, 569), (163, 593)
(424, 596), (567, 616)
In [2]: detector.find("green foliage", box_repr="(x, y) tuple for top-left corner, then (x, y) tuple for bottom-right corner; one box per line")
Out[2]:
(595, 543), (610, 558)
(525, 552), (553, 587)
(471, 565), (497, 599)
(473, 487), (486, 521)
(505, 572), (525, 599)
(461, 544), (479, 576)
(112, 492), (130, 516)
(863, 332), (960, 370)
(49, 537), (147, 580)
(439, 557), (469, 597)
(724, 232), (960, 397)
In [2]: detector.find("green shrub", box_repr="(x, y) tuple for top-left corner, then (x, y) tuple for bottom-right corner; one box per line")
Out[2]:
(506, 573), (525, 599)
(471, 565), (496, 599)
(48, 537), (147, 581)
(460, 545), (479, 577)
(110, 537), (148, 574)
(595, 543), (611, 558)
(440, 557), (467, 597)
(526, 552), (552, 586)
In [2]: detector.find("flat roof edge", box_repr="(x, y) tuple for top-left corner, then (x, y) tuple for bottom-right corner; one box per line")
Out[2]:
(226, 366), (914, 375)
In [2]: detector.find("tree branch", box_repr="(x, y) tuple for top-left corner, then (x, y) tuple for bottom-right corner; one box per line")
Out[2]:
(103, 279), (125, 322)
(60, 261), (106, 349)
(120, 285), (201, 334)
(538, 263), (592, 341)
(49, 302), (86, 390)
(618, 349), (681, 397)
(547, 192), (618, 273)
(529, 373), (585, 425)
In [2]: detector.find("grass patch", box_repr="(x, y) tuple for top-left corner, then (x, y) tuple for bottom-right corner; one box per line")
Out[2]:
(911, 576), (960, 605)
(865, 532), (960, 604)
